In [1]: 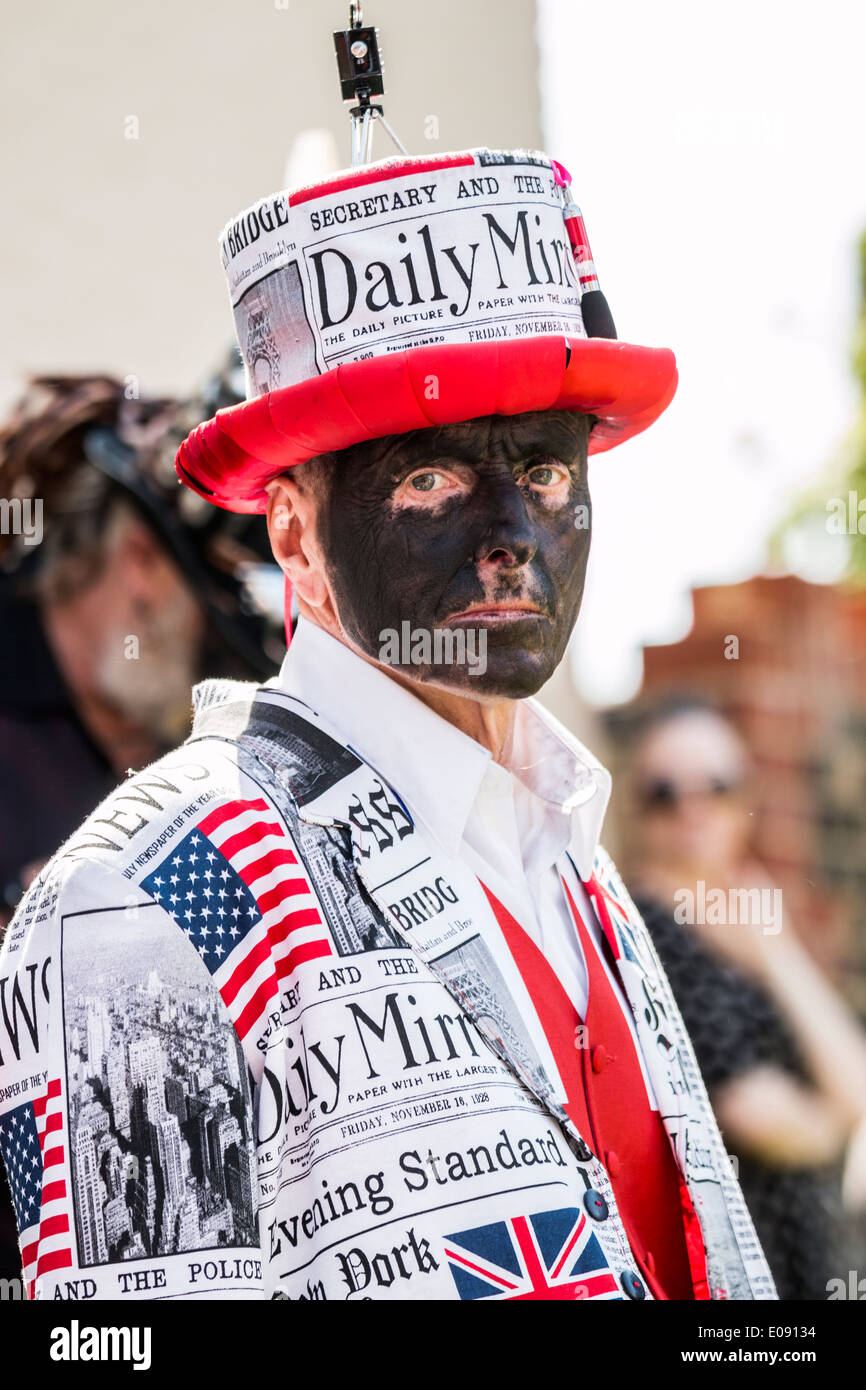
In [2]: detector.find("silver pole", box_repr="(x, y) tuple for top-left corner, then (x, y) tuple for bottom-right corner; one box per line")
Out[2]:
(373, 109), (408, 156)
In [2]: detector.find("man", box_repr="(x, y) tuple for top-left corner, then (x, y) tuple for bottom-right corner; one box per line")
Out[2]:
(0, 363), (283, 923)
(0, 363), (283, 1278)
(0, 148), (776, 1301)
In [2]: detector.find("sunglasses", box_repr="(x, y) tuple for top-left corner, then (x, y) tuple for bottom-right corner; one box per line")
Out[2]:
(637, 776), (743, 812)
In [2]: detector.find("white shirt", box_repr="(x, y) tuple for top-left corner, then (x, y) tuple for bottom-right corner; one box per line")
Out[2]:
(273, 618), (626, 1023)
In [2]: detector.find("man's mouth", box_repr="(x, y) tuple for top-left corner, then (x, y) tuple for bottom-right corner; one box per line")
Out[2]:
(442, 601), (548, 625)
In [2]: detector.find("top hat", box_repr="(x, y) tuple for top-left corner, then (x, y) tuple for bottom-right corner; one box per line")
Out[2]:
(175, 148), (677, 514)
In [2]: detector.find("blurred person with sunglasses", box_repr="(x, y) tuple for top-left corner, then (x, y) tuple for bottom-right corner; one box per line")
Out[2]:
(618, 694), (866, 1299)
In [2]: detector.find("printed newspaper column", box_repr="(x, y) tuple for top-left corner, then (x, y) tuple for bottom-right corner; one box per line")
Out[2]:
(219, 153), (587, 394)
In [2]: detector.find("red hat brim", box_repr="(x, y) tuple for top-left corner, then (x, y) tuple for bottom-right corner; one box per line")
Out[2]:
(175, 335), (677, 514)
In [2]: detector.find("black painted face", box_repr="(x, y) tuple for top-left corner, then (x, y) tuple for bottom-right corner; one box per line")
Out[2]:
(314, 410), (593, 699)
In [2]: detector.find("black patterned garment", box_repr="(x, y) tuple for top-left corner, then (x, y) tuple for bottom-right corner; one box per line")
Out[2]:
(0, 584), (118, 918)
(0, 585), (120, 1281)
(635, 894), (849, 1301)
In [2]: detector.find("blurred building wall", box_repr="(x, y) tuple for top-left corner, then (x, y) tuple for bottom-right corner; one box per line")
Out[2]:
(0, 0), (543, 411)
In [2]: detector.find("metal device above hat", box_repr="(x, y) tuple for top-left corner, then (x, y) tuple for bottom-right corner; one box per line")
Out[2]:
(175, 9), (677, 517)
(332, 4), (614, 338)
(333, 3), (407, 166)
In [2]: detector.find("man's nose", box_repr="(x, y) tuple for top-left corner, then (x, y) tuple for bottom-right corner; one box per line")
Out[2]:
(473, 475), (537, 569)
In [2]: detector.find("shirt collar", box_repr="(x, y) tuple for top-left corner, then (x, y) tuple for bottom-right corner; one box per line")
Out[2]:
(272, 617), (610, 879)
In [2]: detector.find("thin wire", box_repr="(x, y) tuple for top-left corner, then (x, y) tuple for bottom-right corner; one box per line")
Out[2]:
(372, 109), (409, 156)
(363, 108), (375, 162)
(349, 104), (408, 166)
(352, 108), (372, 166)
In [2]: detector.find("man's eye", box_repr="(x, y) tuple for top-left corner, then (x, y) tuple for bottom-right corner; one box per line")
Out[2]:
(528, 466), (555, 486)
(525, 460), (567, 488)
(393, 467), (467, 506)
(409, 471), (442, 492)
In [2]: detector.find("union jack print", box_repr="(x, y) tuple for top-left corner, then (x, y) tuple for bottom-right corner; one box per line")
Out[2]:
(585, 867), (656, 970)
(444, 1206), (622, 1301)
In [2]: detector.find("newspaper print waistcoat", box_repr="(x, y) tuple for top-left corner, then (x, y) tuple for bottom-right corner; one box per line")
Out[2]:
(0, 678), (776, 1301)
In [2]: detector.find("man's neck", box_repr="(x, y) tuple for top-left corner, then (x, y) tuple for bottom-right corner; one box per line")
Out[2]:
(297, 609), (516, 765)
(385, 665), (517, 766)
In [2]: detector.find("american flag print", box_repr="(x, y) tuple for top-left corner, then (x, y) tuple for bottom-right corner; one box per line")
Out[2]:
(0, 1077), (72, 1294)
(444, 1206), (622, 1301)
(140, 797), (332, 1041)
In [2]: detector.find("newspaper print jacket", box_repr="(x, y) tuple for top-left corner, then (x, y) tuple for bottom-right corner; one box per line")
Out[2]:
(0, 677), (777, 1302)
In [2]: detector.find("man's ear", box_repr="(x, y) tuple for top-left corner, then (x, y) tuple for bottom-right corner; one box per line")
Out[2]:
(266, 473), (330, 612)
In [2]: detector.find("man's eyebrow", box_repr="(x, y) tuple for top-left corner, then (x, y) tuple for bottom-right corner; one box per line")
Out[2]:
(391, 420), (589, 469)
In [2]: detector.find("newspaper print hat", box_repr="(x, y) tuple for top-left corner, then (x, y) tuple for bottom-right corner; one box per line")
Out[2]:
(175, 149), (678, 514)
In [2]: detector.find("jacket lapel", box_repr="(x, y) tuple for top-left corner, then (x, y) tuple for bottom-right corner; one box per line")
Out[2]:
(585, 847), (778, 1299)
(583, 858), (714, 1184)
